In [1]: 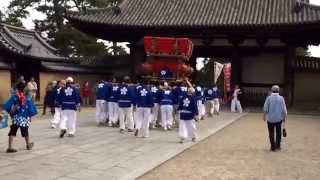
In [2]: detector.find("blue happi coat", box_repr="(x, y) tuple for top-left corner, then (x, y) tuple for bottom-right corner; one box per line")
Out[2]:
(150, 85), (160, 104)
(58, 85), (81, 110)
(178, 94), (198, 121)
(136, 86), (154, 108)
(159, 89), (174, 106)
(53, 87), (63, 107)
(178, 86), (188, 101)
(96, 82), (110, 101)
(205, 87), (219, 101)
(117, 84), (135, 108)
(195, 86), (204, 101)
(3, 94), (38, 127)
(108, 84), (119, 102)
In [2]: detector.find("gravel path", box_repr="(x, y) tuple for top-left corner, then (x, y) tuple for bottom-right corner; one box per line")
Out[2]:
(139, 113), (320, 180)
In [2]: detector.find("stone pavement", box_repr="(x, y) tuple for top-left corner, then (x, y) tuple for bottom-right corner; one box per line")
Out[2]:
(0, 109), (245, 180)
(139, 114), (320, 180)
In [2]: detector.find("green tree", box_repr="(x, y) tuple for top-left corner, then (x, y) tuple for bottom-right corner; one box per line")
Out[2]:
(4, 0), (125, 57)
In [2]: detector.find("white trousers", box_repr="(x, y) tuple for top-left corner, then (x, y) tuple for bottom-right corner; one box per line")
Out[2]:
(135, 107), (151, 137)
(96, 100), (107, 124)
(108, 102), (119, 124)
(206, 100), (214, 115)
(160, 105), (173, 129)
(60, 110), (77, 135)
(151, 103), (160, 124)
(196, 100), (205, 118)
(213, 98), (220, 113)
(119, 106), (134, 130)
(179, 120), (197, 139)
(174, 107), (180, 126)
(231, 98), (242, 113)
(51, 107), (62, 127)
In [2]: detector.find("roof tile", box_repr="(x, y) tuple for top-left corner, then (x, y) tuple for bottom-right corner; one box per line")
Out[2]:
(68, 0), (320, 28)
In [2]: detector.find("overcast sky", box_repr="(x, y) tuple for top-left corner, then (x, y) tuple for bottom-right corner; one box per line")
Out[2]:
(1, 0), (320, 57)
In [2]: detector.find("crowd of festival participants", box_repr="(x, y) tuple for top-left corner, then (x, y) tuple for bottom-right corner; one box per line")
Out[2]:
(49, 76), (243, 139)
(1, 75), (244, 153)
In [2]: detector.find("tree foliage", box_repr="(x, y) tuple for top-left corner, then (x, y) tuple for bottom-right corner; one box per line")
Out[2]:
(1, 0), (126, 57)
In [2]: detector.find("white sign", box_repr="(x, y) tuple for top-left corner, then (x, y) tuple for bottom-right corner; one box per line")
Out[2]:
(214, 62), (224, 83)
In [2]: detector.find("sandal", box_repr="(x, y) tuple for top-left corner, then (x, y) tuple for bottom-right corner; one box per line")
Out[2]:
(134, 130), (139, 137)
(60, 130), (66, 138)
(26, 142), (34, 150)
(6, 148), (18, 153)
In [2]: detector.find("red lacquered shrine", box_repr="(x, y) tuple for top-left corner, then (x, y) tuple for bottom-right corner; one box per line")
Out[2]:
(142, 37), (194, 79)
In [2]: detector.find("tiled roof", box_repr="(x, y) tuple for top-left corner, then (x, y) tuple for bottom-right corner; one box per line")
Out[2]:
(67, 0), (320, 29)
(41, 62), (111, 74)
(0, 24), (67, 61)
(295, 56), (320, 71)
(78, 55), (131, 67)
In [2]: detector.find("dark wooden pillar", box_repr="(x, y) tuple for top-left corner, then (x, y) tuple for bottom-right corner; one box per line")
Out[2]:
(128, 42), (146, 76)
(190, 54), (197, 83)
(228, 36), (244, 88)
(284, 45), (296, 106)
(231, 47), (242, 87)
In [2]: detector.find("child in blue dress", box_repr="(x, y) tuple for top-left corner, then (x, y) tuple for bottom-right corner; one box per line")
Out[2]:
(3, 82), (38, 153)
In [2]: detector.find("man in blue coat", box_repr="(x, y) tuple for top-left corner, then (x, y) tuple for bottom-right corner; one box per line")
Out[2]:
(159, 82), (174, 130)
(51, 80), (66, 129)
(150, 81), (160, 128)
(95, 80), (109, 126)
(58, 77), (81, 138)
(174, 81), (188, 125)
(178, 86), (198, 143)
(108, 78), (119, 127)
(117, 77), (135, 133)
(134, 80), (154, 138)
(204, 85), (220, 116)
(263, 85), (287, 151)
(3, 82), (38, 153)
(195, 85), (205, 120)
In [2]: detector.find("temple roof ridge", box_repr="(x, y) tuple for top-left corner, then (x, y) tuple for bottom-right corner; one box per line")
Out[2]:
(0, 23), (67, 61)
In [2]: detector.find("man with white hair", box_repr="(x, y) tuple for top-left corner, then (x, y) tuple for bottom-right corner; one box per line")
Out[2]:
(263, 85), (287, 152)
(58, 77), (81, 138)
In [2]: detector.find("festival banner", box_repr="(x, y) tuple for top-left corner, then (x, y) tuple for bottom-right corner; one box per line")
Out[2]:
(214, 62), (224, 84)
(223, 63), (232, 102)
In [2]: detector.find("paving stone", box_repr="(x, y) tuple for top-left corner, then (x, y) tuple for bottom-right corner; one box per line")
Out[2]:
(0, 109), (244, 180)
